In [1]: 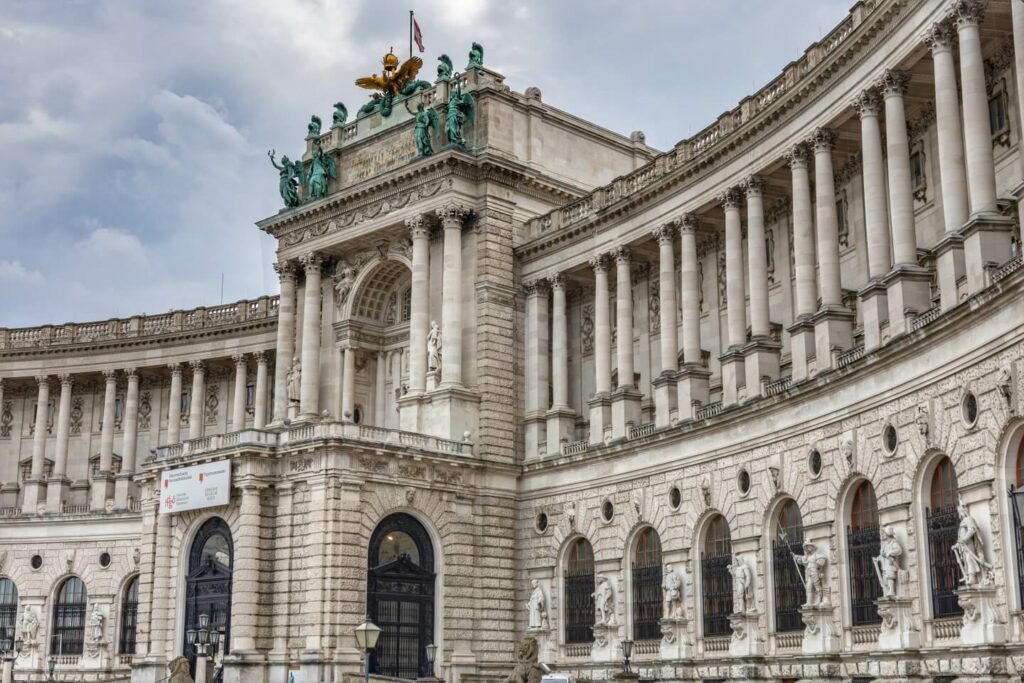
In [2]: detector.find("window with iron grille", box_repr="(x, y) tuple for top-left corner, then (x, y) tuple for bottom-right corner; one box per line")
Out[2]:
(564, 538), (595, 644)
(0, 579), (17, 644)
(1013, 440), (1024, 608)
(927, 457), (962, 618)
(701, 515), (732, 638)
(119, 576), (139, 655)
(52, 576), (87, 655)
(772, 500), (806, 633)
(632, 527), (663, 641)
(847, 481), (881, 625)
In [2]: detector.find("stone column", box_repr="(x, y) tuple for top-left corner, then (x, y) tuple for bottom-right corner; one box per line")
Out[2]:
(954, 0), (1015, 293)
(253, 352), (269, 429)
(810, 128), (853, 369)
(611, 246), (641, 438)
(271, 262), (298, 424)
(149, 510), (172, 660)
(786, 143), (817, 382)
(924, 21), (969, 311)
(405, 216), (431, 397)
(298, 252), (324, 419)
(439, 203), (469, 388)
(676, 214), (709, 420)
(23, 376), (51, 513)
(232, 354), (248, 431)
(188, 360), (205, 440)
(742, 176), (781, 395)
(853, 88), (891, 350)
(720, 188), (746, 406)
(115, 369), (139, 510)
(374, 352), (387, 426)
(166, 363), (183, 444)
(46, 374), (73, 513)
(524, 280), (549, 458)
(341, 346), (356, 422)
(92, 369), (118, 511)
(230, 484), (263, 654)
(651, 222), (678, 426)
(588, 254), (613, 444)
(547, 274), (575, 452)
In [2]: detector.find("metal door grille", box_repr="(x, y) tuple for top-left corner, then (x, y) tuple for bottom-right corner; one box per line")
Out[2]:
(926, 506), (963, 618)
(847, 524), (882, 625)
(701, 552), (732, 637)
(772, 537), (806, 632)
(631, 561), (662, 640)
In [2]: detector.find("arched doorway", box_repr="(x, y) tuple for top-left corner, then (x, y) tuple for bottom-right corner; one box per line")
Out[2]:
(771, 500), (805, 633)
(846, 480), (881, 625)
(184, 518), (233, 674)
(367, 513), (435, 679)
(926, 456), (962, 618)
(701, 515), (732, 638)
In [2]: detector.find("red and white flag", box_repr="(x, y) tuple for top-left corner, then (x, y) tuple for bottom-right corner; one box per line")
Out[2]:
(413, 16), (425, 52)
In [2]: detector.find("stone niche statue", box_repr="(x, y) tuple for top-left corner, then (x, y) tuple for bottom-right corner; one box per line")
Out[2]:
(791, 541), (829, 607)
(502, 636), (542, 683)
(662, 563), (684, 619)
(727, 554), (753, 614)
(20, 606), (40, 645)
(333, 265), (357, 309)
(952, 499), (993, 588)
(427, 321), (443, 372)
(874, 526), (903, 597)
(592, 574), (616, 625)
(287, 357), (302, 404)
(167, 656), (195, 683)
(86, 604), (105, 657)
(527, 579), (548, 630)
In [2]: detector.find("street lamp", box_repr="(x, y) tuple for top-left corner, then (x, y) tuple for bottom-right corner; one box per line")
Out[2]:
(353, 616), (382, 683)
(187, 613), (213, 683)
(47, 653), (56, 682)
(1, 633), (23, 683)
(620, 639), (633, 674)
(425, 643), (438, 680)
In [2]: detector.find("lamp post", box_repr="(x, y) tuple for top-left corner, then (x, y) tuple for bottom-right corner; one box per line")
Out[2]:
(620, 639), (633, 674)
(187, 613), (212, 683)
(353, 616), (381, 683)
(425, 643), (438, 681)
(1, 633), (22, 683)
(47, 653), (56, 682)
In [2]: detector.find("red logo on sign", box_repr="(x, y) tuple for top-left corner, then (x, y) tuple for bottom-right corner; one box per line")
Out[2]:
(163, 479), (169, 488)
(198, 472), (205, 483)
(164, 495), (176, 509)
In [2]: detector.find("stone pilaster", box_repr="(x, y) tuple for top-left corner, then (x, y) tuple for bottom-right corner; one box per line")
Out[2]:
(188, 360), (205, 439)
(546, 274), (575, 453)
(253, 351), (269, 429)
(46, 373), (73, 514)
(91, 369), (117, 511)
(232, 354), (248, 431)
(400, 216), (431, 432)
(114, 368), (139, 510)
(271, 261), (298, 424)
(439, 203), (469, 389)
(524, 279), (549, 459)
(166, 363), (183, 444)
(298, 252), (324, 420)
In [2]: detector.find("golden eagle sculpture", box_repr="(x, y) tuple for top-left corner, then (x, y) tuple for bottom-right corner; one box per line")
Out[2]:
(355, 49), (432, 118)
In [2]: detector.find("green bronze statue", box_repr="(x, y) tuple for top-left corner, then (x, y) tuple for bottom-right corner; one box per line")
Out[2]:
(307, 115), (322, 139)
(406, 99), (440, 157)
(466, 42), (483, 69)
(445, 77), (475, 148)
(437, 54), (453, 82)
(358, 95), (382, 117)
(306, 140), (337, 200)
(268, 149), (302, 208)
(400, 79), (432, 97)
(331, 102), (348, 128)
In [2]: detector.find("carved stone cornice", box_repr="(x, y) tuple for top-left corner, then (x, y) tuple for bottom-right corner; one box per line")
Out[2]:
(878, 69), (910, 98)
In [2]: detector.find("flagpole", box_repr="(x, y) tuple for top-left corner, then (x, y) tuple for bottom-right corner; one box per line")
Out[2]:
(409, 10), (413, 60)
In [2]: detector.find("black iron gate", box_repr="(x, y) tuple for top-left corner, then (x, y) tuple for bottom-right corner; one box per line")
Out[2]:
(701, 553), (732, 637)
(846, 524), (881, 625)
(772, 536), (806, 632)
(926, 506), (963, 618)
(368, 555), (435, 679)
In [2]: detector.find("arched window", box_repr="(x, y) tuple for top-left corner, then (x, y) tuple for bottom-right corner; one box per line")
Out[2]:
(846, 481), (881, 626)
(701, 515), (732, 638)
(772, 500), (805, 633)
(119, 576), (139, 655)
(1014, 439), (1024, 607)
(51, 577), (87, 655)
(564, 538), (595, 645)
(184, 518), (233, 673)
(926, 457), (962, 618)
(0, 579), (17, 643)
(632, 528), (663, 640)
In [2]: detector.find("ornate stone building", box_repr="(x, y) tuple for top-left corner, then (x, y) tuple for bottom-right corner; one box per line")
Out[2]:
(1, 1), (1023, 681)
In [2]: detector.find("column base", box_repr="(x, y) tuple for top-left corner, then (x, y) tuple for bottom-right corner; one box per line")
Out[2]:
(21, 479), (46, 515)
(675, 365), (710, 422)
(652, 372), (678, 427)
(545, 407), (576, 457)
(114, 472), (137, 510)
(787, 317), (815, 382)
(858, 279), (889, 351)
(961, 213), (1015, 295)
(90, 474), (115, 512)
(811, 306), (854, 373)
(719, 349), (745, 406)
(728, 611), (764, 657)
(743, 339), (781, 398)
(587, 394), (612, 445)
(524, 412), (547, 460)
(800, 603), (839, 654)
(424, 385), (479, 442)
(934, 231), (966, 312)
(591, 622), (620, 664)
(957, 585), (1005, 646)
(883, 265), (932, 338)
(610, 388), (643, 440)
(45, 476), (71, 515)
(875, 596), (920, 651)
(659, 616), (691, 659)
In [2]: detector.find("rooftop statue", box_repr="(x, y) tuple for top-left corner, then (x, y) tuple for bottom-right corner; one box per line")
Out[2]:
(307, 114), (322, 139)
(445, 77), (475, 148)
(406, 99), (440, 157)
(267, 149), (303, 208)
(437, 54), (453, 82)
(467, 41), (484, 69)
(306, 139), (337, 200)
(356, 48), (430, 118)
(331, 102), (348, 128)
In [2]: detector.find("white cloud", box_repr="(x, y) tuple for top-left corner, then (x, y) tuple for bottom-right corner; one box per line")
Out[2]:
(0, 260), (44, 285)
(75, 224), (148, 265)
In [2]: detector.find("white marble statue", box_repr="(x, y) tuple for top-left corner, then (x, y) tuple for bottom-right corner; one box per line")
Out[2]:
(527, 579), (547, 630)
(333, 265), (356, 309)
(662, 564), (684, 619)
(791, 541), (829, 607)
(728, 554), (753, 614)
(952, 499), (993, 588)
(20, 606), (39, 645)
(89, 604), (105, 643)
(874, 526), (903, 598)
(592, 575), (615, 625)
(287, 356), (302, 404)
(427, 321), (442, 371)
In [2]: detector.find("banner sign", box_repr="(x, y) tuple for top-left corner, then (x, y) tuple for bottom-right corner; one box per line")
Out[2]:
(159, 460), (231, 514)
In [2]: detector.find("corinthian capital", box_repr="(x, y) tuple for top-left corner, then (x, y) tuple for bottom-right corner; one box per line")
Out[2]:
(950, 0), (985, 28)
(548, 272), (566, 290)
(851, 88), (882, 118)
(588, 253), (611, 272)
(102, 369), (117, 383)
(437, 203), (470, 227)
(923, 20), (956, 53)
(878, 69), (910, 98)
(522, 278), (550, 297)
(651, 221), (678, 245)
(273, 260), (298, 283)
(614, 246), (632, 265)
(718, 187), (743, 210)
(35, 375), (51, 389)
(679, 213), (699, 234)
(809, 128), (836, 153)
(299, 252), (324, 273)
(785, 142), (811, 169)
(405, 214), (431, 240)
(742, 176), (764, 198)
(189, 359), (205, 374)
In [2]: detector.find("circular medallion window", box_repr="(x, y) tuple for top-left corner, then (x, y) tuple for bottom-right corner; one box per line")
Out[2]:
(602, 499), (614, 522)
(669, 486), (682, 510)
(808, 449), (823, 477)
(30, 555), (42, 570)
(737, 469), (751, 495)
(99, 552), (111, 568)
(883, 424), (898, 455)
(535, 512), (548, 533)
(962, 392), (979, 427)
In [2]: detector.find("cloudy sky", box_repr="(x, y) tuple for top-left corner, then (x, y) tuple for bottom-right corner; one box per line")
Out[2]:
(0, 0), (850, 328)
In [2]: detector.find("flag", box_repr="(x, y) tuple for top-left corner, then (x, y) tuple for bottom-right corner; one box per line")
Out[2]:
(413, 17), (424, 52)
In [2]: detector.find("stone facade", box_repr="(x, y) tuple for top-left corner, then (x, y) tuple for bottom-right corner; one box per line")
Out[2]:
(1, 1), (1023, 682)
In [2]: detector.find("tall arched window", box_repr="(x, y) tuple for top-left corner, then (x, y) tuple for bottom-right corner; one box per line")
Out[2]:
(1013, 439), (1024, 606)
(564, 538), (595, 645)
(119, 576), (139, 655)
(0, 579), (17, 643)
(701, 515), (732, 638)
(927, 457), (962, 618)
(185, 518), (233, 673)
(772, 500), (805, 633)
(847, 481), (881, 626)
(632, 528), (663, 640)
(51, 577), (87, 655)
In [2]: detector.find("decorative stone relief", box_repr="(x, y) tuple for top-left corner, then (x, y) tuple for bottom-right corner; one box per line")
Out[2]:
(700, 479), (711, 507)
(398, 463), (425, 479)
(717, 251), (727, 306)
(581, 303), (595, 354)
(916, 404), (930, 439)
(648, 278), (660, 333)
(359, 456), (388, 474)
(205, 383), (219, 425)
(0, 401), (12, 438)
(138, 391), (152, 429)
(434, 468), (462, 485)
(791, 542), (829, 607)
(998, 368), (1013, 405)
(876, 526), (905, 598)
(566, 500), (577, 529)
(697, 260), (705, 312)
(766, 228), (776, 284)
